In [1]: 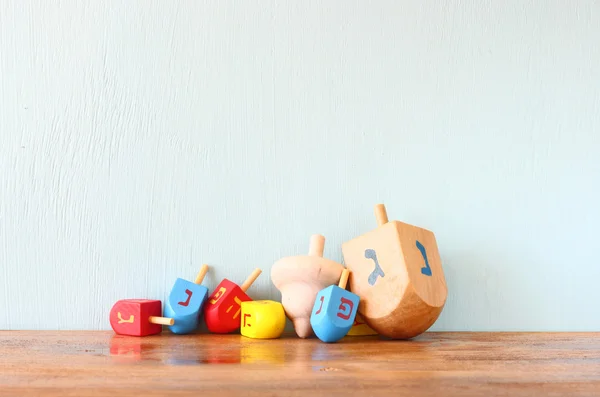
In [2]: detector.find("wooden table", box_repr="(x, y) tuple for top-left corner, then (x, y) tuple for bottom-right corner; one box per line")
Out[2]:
(1, 331), (599, 396)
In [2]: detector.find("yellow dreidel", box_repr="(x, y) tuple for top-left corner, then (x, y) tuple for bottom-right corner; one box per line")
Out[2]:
(240, 300), (286, 339)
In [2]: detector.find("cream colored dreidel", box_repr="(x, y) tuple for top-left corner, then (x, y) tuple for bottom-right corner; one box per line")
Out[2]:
(271, 234), (345, 338)
(240, 300), (286, 339)
(341, 204), (448, 339)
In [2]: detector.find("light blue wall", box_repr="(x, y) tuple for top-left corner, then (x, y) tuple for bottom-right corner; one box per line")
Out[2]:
(1, 1), (599, 331)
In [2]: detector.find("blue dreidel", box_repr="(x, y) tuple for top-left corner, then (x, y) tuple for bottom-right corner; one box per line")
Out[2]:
(164, 264), (210, 334)
(310, 269), (360, 343)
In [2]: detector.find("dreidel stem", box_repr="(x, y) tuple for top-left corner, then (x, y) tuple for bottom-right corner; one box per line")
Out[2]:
(338, 269), (350, 290)
(194, 264), (209, 285)
(148, 316), (175, 326)
(241, 268), (262, 292)
(375, 204), (389, 226)
(308, 234), (325, 257)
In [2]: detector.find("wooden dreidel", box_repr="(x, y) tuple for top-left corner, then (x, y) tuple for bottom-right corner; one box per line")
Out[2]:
(271, 234), (344, 338)
(310, 269), (359, 343)
(163, 264), (210, 334)
(342, 203), (448, 339)
(240, 300), (286, 339)
(109, 299), (174, 337)
(204, 268), (262, 334)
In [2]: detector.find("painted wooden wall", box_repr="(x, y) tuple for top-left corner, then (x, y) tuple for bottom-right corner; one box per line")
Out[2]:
(1, 1), (599, 330)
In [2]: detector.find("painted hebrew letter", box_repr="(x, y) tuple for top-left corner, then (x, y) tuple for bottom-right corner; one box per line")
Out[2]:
(337, 297), (354, 320)
(315, 295), (325, 315)
(226, 296), (243, 319)
(416, 240), (432, 276)
(178, 289), (193, 307)
(365, 249), (385, 286)
(209, 287), (227, 304)
(243, 313), (251, 327)
(117, 312), (135, 324)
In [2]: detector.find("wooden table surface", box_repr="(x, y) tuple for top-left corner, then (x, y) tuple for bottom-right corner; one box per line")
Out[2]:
(1, 331), (599, 396)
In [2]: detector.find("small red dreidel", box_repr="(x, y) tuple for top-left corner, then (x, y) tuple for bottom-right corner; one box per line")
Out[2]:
(310, 269), (360, 343)
(109, 299), (174, 337)
(204, 268), (262, 334)
(164, 264), (210, 334)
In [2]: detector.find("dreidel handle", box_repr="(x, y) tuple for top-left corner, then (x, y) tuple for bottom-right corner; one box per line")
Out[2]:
(375, 204), (389, 226)
(241, 268), (262, 292)
(194, 264), (209, 285)
(148, 316), (175, 326)
(308, 234), (325, 257)
(338, 269), (350, 290)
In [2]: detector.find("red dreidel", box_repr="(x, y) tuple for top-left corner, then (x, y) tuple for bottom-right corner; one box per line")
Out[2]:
(109, 299), (174, 336)
(204, 268), (262, 334)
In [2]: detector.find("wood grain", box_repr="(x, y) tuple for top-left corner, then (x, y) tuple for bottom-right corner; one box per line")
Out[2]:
(0, 332), (599, 396)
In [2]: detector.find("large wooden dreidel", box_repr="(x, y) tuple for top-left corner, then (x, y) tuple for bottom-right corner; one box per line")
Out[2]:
(310, 269), (359, 343)
(342, 204), (448, 339)
(163, 264), (210, 334)
(240, 300), (286, 339)
(109, 299), (174, 336)
(204, 268), (262, 334)
(271, 234), (345, 338)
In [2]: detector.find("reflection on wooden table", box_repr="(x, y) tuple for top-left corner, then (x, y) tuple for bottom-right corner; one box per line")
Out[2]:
(2, 331), (600, 396)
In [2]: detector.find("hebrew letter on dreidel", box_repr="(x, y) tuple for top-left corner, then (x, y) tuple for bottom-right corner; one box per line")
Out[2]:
(416, 240), (432, 276)
(178, 289), (193, 307)
(365, 249), (385, 286)
(226, 296), (243, 320)
(209, 287), (227, 304)
(315, 295), (325, 315)
(117, 312), (134, 324)
(337, 297), (354, 320)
